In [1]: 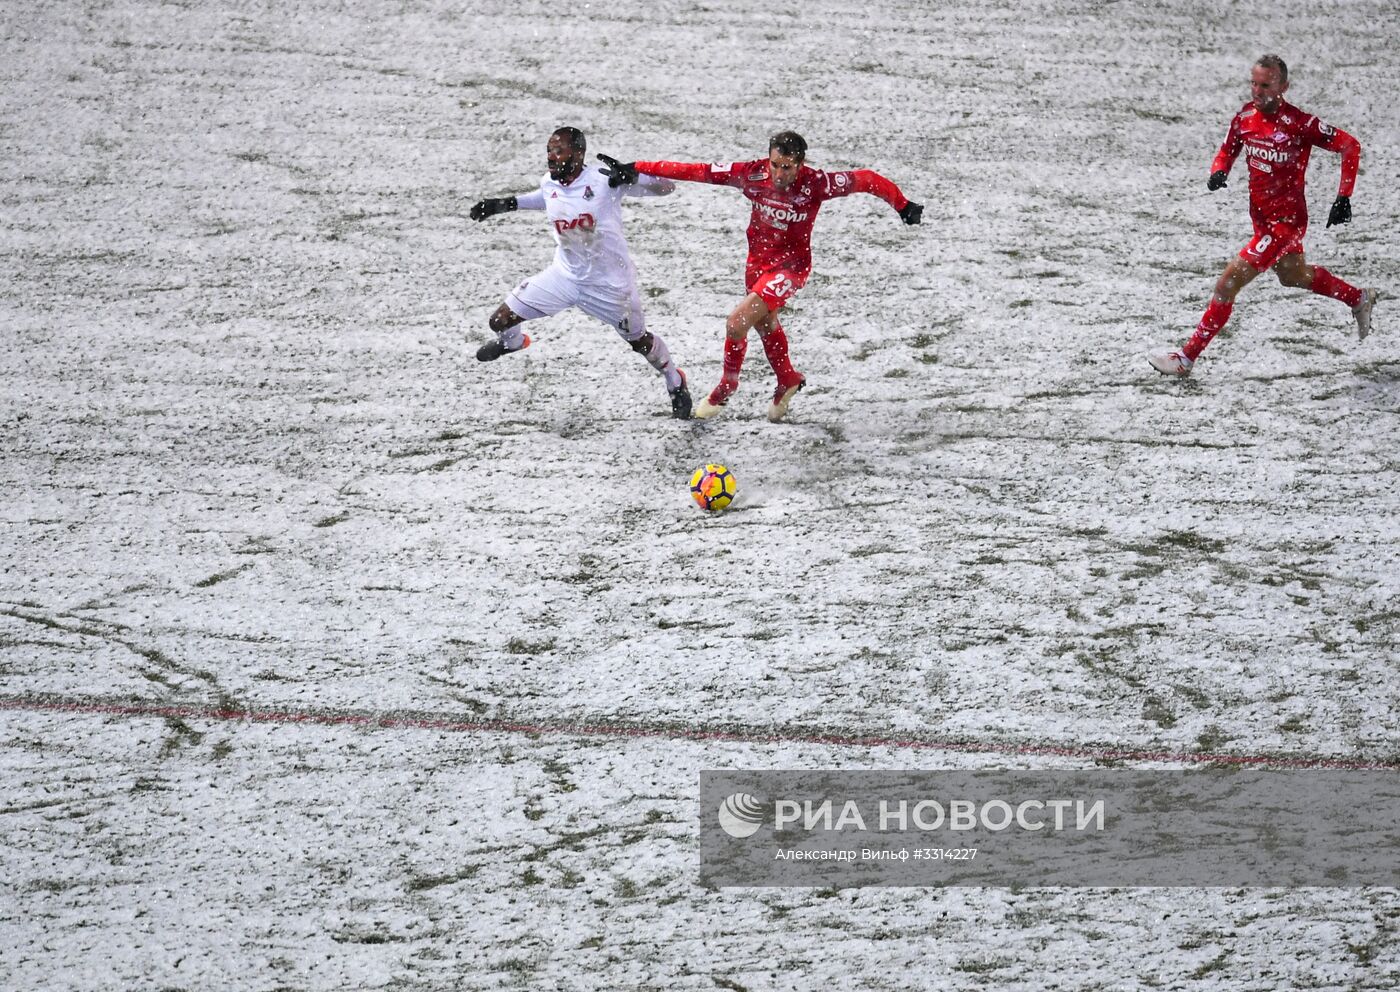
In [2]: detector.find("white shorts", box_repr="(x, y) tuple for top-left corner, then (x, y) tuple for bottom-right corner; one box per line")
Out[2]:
(504, 265), (648, 342)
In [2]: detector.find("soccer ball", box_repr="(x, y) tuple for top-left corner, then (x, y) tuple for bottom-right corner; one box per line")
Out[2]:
(689, 463), (738, 512)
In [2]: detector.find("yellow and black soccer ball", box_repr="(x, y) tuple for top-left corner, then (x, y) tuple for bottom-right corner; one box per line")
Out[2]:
(689, 463), (738, 512)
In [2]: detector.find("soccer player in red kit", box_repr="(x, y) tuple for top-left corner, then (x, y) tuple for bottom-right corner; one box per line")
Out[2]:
(598, 131), (922, 420)
(1149, 55), (1380, 377)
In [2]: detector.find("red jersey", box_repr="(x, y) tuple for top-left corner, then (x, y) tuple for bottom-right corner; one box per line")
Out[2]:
(1211, 99), (1360, 222)
(635, 158), (909, 274)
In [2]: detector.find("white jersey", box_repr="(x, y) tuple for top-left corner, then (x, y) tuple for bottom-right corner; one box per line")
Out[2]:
(515, 163), (673, 288)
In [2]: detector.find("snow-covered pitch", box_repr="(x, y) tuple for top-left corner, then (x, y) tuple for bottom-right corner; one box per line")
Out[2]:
(3, 0), (1398, 988)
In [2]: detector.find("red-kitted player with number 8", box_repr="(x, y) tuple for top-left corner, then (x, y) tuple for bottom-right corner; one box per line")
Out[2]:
(1149, 55), (1379, 377)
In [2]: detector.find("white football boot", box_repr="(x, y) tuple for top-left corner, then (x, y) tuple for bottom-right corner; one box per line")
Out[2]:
(767, 377), (806, 422)
(693, 396), (726, 419)
(694, 379), (738, 420)
(1353, 288), (1380, 340)
(1148, 350), (1194, 377)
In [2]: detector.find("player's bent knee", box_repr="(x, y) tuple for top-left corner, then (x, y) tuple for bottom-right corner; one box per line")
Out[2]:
(628, 332), (654, 355)
(726, 313), (756, 337)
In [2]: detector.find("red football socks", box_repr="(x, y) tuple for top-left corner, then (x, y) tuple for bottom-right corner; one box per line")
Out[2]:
(710, 336), (748, 404)
(760, 323), (803, 388)
(1309, 267), (1364, 309)
(1183, 298), (1234, 361)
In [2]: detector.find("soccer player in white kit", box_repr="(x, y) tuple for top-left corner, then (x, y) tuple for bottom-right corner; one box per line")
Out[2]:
(470, 127), (693, 419)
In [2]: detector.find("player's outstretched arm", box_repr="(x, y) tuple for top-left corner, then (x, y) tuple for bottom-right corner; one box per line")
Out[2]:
(469, 196), (517, 221)
(839, 169), (921, 224)
(635, 160), (726, 184)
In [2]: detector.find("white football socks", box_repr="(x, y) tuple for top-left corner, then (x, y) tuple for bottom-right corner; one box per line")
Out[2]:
(499, 325), (528, 351)
(641, 333), (683, 391)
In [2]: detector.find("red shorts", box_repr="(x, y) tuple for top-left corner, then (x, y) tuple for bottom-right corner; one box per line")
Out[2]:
(1239, 213), (1306, 272)
(746, 264), (808, 311)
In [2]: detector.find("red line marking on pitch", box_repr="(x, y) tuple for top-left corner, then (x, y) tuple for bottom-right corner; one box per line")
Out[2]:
(1, 694), (1395, 770)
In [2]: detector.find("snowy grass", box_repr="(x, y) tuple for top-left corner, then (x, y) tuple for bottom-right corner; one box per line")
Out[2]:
(3, 0), (1400, 988)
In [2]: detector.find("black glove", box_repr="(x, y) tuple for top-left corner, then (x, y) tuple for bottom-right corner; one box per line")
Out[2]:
(1326, 194), (1351, 228)
(899, 201), (923, 225)
(1207, 170), (1228, 191)
(470, 196), (516, 221)
(597, 153), (638, 188)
